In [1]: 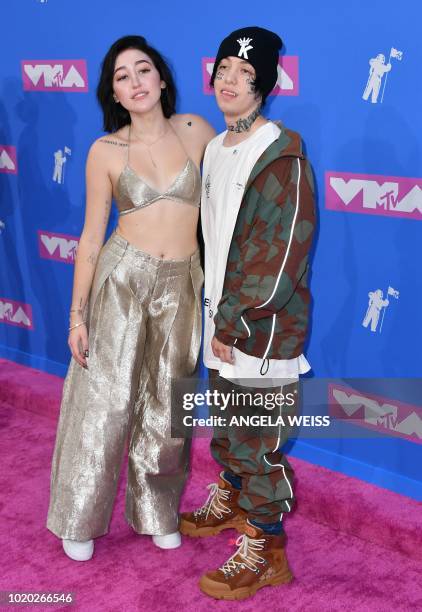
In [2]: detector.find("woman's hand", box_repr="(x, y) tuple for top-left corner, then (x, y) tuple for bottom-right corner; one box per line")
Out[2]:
(68, 321), (89, 368)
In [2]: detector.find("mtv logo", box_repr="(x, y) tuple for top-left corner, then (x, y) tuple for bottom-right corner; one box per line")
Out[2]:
(21, 60), (88, 92)
(38, 230), (79, 263)
(202, 56), (299, 96)
(0, 298), (34, 330)
(0, 145), (18, 174)
(273, 57), (299, 96)
(325, 171), (422, 220)
(329, 383), (422, 444)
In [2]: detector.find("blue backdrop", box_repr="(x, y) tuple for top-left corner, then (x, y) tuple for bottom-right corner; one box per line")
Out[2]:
(1, 0), (421, 499)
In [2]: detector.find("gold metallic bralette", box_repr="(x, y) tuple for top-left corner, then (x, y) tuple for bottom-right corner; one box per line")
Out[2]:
(115, 126), (201, 216)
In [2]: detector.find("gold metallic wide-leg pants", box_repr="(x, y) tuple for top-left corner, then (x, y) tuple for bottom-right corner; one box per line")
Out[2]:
(47, 232), (203, 541)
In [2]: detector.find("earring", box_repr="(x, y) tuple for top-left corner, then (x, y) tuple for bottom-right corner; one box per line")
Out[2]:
(160, 82), (166, 90)
(113, 94), (119, 103)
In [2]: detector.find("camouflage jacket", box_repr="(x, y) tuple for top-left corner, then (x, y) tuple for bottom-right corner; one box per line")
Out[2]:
(213, 126), (316, 366)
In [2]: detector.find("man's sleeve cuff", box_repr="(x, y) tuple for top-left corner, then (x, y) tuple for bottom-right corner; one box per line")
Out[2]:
(214, 329), (235, 346)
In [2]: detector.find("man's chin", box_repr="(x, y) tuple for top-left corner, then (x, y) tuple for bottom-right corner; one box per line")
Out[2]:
(215, 94), (240, 113)
(216, 98), (259, 121)
(216, 101), (238, 115)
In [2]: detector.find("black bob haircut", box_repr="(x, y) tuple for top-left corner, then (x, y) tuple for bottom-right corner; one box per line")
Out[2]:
(209, 61), (268, 107)
(96, 35), (177, 133)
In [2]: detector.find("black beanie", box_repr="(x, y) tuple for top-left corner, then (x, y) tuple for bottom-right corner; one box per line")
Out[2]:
(211, 26), (283, 100)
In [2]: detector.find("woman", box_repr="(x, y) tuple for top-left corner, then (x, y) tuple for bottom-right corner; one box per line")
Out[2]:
(46, 35), (215, 561)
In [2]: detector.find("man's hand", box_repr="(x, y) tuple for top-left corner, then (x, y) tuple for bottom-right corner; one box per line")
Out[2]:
(211, 336), (235, 364)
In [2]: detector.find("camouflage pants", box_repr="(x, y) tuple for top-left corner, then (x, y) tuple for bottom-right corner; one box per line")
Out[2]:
(209, 371), (299, 524)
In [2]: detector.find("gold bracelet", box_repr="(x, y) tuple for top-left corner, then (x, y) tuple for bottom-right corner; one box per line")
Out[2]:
(68, 321), (86, 332)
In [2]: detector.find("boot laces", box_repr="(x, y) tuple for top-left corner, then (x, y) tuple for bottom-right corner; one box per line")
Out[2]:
(219, 534), (266, 576)
(193, 482), (231, 520)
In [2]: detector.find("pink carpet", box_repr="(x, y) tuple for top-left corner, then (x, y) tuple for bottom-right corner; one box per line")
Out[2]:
(1, 358), (422, 611)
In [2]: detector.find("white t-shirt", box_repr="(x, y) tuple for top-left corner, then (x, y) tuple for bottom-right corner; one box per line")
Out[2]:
(201, 122), (311, 387)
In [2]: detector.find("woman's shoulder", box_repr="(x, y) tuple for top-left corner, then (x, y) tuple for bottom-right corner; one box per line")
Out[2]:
(171, 112), (210, 127)
(87, 127), (129, 162)
(171, 113), (216, 145)
(93, 126), (129, 149)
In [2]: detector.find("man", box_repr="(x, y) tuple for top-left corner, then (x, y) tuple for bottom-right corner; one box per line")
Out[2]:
(53, 149), (66, 184)
(362, 289), (389, 332)
(181, 26), (315, 600)
(362, 53), (392, 103)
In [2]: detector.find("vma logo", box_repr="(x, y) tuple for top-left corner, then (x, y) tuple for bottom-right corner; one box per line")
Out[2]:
(325, 171), (422, 220)
(0, 298), (34, 330)
(202, 56), (299, 96)
(38, 230), (79, 263)
(21, 60), (88, 92)
(0, 145), (17, 174)
(329, 383), (422, 445)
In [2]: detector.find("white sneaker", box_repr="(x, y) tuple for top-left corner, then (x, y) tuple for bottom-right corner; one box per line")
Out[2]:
(152, 532), (181, 550)
(62, 538), (94, 561)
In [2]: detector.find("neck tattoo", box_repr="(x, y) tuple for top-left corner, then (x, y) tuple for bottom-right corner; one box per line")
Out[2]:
(227, 105), (261, 133)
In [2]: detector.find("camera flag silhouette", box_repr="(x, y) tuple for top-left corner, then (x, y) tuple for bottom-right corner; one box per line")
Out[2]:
(387, 286), (400, 299)
(390, 48), (403, 61)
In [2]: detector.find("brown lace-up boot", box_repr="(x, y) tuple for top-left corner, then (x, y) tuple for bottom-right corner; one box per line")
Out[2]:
(199, 520), (293, 600)
(180, 472), (247, 537)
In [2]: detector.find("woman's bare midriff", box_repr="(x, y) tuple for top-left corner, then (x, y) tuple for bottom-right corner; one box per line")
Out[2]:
(116, 197), (199, 259)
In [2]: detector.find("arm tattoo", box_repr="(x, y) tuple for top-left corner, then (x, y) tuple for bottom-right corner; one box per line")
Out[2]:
(99, 139), (128, 148)
(70, 298), (84, 315)
(87, 252), (97, 266)
(227, 105), (262, 133)
(103, 200), (111, 226)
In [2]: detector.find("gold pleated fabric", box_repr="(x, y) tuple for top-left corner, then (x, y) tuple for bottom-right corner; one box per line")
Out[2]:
(47, 232), (203, 540)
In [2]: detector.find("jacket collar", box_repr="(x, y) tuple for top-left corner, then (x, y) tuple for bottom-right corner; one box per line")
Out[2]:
(245, 121), (304, 190)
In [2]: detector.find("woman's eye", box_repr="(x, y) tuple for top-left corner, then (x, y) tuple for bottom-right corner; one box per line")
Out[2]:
(116, 75), (127, 81)
(139, 68), (150, 74)
(219, 65), (227, 70)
